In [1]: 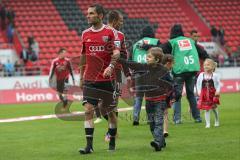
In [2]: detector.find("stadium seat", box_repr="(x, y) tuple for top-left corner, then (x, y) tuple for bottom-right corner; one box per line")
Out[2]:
(192, 0), (240, 51)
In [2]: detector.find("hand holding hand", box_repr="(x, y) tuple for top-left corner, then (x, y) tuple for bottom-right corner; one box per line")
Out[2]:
(103, 66), (113, 78)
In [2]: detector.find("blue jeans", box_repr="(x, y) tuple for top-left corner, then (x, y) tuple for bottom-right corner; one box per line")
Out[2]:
(173, 73), (201, 123)
(133, 96), (144, 122)
(145, 100), (165, 145)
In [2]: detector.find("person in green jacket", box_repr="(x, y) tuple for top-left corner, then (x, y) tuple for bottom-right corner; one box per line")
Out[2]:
(161, 24), (207, 124)
(131, 26), (161, 125)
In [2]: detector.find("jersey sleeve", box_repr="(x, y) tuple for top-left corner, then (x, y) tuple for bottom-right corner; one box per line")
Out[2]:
(110, 29), (121, 50)
(49, 60), (56, 79)
(121, 35), (128, 56)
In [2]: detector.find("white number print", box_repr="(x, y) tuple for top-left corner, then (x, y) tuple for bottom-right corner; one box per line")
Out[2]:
(184, 55), (194, 65)
(137, 54), (146, 63)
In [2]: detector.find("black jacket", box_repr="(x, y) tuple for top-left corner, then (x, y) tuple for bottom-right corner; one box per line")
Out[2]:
(119, 59), (173, 99)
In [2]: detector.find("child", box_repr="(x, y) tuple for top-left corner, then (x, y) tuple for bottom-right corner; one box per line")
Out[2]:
(119, 47), (173, 151)
(161, 54), (177, 137)
(196, 58), (220, 128)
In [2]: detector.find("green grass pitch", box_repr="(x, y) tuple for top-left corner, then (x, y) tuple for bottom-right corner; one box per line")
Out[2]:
(0, 93), (239, 160)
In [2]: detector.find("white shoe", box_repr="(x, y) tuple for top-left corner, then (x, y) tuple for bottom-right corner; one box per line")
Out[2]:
(214, 121), (220, 127)
(94, 118), (102, 124)
(205, 124), (210, 128)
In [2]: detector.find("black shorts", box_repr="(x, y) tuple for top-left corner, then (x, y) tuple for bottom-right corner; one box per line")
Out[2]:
(56, 79), (68, 93)
(83, 81), (117, 108)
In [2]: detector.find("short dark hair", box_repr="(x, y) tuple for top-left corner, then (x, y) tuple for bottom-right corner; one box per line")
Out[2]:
(108, 10), (121, 24)
(162, 54), (174, 65)
(89, 4), (105, 18)
(57, 48), (66, 54)
(170, 24), (184, 39)
(190, 29), (198, 35)
(141, 26), (155, 39)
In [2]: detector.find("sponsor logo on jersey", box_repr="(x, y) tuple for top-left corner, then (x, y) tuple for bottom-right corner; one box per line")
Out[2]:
(143, 39), (150, 44)
(114, 40), (121, 48)
(178, 39), (192, 51)
(89, 46), (105, 52)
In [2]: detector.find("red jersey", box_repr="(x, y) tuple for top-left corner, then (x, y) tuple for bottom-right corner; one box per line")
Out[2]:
(49, 57), (73, 81)
(81, 24), (120, 82)
(115, 30), (130, 78)
(116, 30), (128, 67)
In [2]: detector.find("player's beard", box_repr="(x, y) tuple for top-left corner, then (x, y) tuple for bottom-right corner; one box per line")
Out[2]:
(91, 18), (102, 27)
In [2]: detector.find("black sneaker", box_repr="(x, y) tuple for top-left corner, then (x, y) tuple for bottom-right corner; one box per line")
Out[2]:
(150, 141), (161, 151)
(79, 147), (93, 154)
(133, 121), (139, 126)
(164, 133), (169, 138)
(108, 144), (116, 152)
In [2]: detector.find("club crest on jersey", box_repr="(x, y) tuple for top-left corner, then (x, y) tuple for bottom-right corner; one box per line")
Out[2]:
(102, 36), (109, 42)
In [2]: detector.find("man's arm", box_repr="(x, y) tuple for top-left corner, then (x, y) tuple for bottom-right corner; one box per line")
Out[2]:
(79, 54), (86, 80)
(120, 37), (131, 77)
(140, 40), (161, 51)
(79, 41), (86, 87)
(195, 44), (209, 60)
(68, 61), (75, 84)
(160, 42), (172, 54)
(49, 61), (56, 80)
(103, 49), (120, 78)
(118, 58), (146, 71)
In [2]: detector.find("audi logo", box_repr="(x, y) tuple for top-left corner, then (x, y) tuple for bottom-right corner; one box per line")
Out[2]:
(89, 46), (105, 52)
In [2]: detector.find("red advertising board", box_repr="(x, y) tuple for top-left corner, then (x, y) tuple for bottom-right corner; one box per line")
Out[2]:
(0, 80), (239, 104)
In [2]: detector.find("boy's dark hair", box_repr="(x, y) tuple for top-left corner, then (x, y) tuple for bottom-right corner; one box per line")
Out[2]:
(141, 26), (155, 39)
(108, 10), (121, 23)
(190, 29), (198, 35)
(58, 48), (66, 54)
(170, 24), (184, 39)
(148, 47), (164, 64)
(162, 54), (174, 65)
(89, 4), (105, 18)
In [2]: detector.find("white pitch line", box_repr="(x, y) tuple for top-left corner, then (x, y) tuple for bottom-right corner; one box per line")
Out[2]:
(0, 107), (136, 123)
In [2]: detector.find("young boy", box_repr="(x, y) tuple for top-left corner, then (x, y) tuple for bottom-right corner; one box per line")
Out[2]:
(119, 47), (174, 151)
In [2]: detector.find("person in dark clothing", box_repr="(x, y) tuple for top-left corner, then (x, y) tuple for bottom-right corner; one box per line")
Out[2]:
(210, 25), (218, 43)
(20, 47), (30, 64)
(119, 47), (178, 152)
(130, 26), (161, 126)
(0, 3), (6, 30)
(218, 25), (225, 46)
(6, 7), (15, 25)
(161, 54), (179, 137)
(190, 29), (210, 73)
(160, 24), (205, 124)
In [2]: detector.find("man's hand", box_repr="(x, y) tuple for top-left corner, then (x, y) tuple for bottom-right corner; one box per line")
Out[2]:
(103, 66), (113, 78)
(49, 78), (54, 88)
